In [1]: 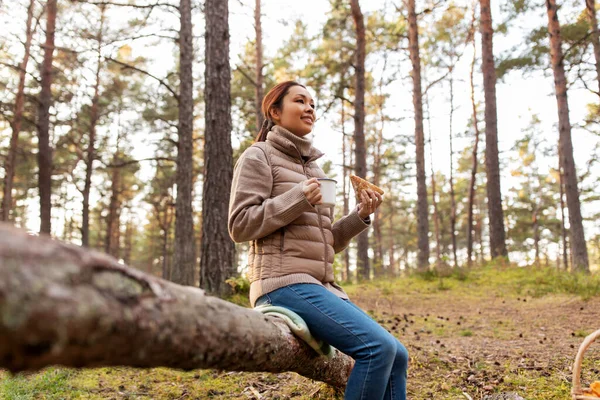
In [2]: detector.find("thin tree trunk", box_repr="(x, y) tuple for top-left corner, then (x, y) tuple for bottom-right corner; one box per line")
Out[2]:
(2, 0), (35, 222)
(373, 63), (387, 277)
(37, 0), (57, 235)
(448, 69), (458, 268)
(477, 194), (485, 263)
(586, 0), (600, 94)
(350, 0), (370, 280)
(162, 222), (169, 279)
(467, 7), (481, 268)
(480, 0), (508, 259)
(82, 6), (105, 247)
(105, 167), (121, 258)
(201, 0), (235, 296)
(123, 216), (133, 266)
(408, 0), (430, 270)
(172, 0), (196, 285)
(546, 0), (590, 272)
(559, 158), (569, 270)
(254, 0), (264, 129)
(533, 201), (540, 267)
(346, 136), (355, 282)
(341, 99), (351, 282)
(388, 221), (395, 276)
(425, 92), (441, 267)
(0, 224), (354, 389)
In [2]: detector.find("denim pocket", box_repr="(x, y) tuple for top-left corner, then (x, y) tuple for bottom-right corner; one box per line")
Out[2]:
(255, 293), (272, 306)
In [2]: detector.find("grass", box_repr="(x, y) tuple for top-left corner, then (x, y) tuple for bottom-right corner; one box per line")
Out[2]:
(0, 368), (74, 399)
(342, 262), (600, 301)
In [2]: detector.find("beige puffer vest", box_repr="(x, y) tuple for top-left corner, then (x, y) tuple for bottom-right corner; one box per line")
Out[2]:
(247, 133), (336, 282)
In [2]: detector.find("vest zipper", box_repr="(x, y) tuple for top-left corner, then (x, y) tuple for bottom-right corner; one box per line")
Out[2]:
(300, 158), (328, 280)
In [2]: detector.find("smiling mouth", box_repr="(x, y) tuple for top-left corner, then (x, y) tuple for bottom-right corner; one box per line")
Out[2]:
(302, 117), (313, 124)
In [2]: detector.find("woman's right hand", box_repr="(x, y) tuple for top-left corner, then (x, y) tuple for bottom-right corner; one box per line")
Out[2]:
(302, 178), (322, 205)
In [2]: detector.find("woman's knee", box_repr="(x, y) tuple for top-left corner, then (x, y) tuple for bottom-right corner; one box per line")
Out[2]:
(359, 332), (398, 363)
(395, 341), (409, 369)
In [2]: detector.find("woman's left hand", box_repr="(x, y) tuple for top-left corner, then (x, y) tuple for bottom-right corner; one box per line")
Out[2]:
(357, 189), (383, 219)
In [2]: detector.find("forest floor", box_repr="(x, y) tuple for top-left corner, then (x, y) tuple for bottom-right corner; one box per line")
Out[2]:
(1, 264), (600, 400)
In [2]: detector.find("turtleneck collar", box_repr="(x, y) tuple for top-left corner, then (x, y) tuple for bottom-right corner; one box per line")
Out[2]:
(266, 124), (323, 162)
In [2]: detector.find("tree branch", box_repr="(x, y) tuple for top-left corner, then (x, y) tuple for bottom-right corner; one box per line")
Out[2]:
(68, 0), (179, 11)
(104, 156), (176, 168)
(235, 65), (257, 87)
(106, 57), (179, 101)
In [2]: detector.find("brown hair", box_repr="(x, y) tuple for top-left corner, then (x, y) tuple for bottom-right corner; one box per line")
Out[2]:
(255, 80), (306, 142)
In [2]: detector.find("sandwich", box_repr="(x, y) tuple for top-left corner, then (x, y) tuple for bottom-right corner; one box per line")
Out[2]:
(350, 175), (384, 203)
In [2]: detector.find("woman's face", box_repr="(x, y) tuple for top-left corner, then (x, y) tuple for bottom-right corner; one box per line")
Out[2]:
(271, 85), (316, 136)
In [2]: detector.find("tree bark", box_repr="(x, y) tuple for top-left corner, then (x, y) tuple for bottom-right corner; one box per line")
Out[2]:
(105, 167), (121, 258)
(37, 0), (58, 235)
(408, 0), (430, 270)
(0, 224), (353, 389)
(373, 69), (386, 277)
(350, 0), (370, 280)
(546, 0), (590, 272)
(559, 158), (569, 270)
(201, 0), (235, 295)
(172, 0), (196, 285)
(479, 0), (508, 259)
(123, 217), (133, 266)
(254, 0), (264, 129)
(341, 99), (351, 282)
(425, 92), (442, 267)
(2, 0), (35, 222)
(448, 70), (458, 268)
(82, 6), (105, 247)
(586, 0), (600, 95)
(467, 7), (481, 268)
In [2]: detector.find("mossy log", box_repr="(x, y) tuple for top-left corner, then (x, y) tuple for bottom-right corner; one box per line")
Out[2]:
(0, 224), (353, 389)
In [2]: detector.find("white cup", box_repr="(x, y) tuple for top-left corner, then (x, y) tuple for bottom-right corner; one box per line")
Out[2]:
(317, 178), (337, 208)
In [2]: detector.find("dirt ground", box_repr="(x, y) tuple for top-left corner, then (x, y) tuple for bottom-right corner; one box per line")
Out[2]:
(346, 284), (600, 399)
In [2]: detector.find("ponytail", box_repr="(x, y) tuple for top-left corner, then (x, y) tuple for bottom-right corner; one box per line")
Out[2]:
(255, 118), (274, 142)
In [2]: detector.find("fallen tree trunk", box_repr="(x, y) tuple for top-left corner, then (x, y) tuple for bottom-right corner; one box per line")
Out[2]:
(0, 224), (353, 389)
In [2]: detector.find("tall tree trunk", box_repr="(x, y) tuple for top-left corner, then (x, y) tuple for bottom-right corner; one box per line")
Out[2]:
(0, 224), (354, 388)
(2, 0), (35, 222)
(254, 0), (264, 129)
(341, 99), (351, 282)
(559, 158), (569, 270)
(388, 220), (395, 275)
(477, 194), (485, 263)
(467, 8), (481, 268)
(123, 216), (133, 266)
(346, 135), (355, 282)
(82, 6), (105, 247)
(172, 0), (196, 286)
(586, 0), (600, 94)
(201, 0), (235, 296)
(425, 92), (441, 267)
(546, 0), (590, 272)
(373, 67), (386, 277)
(532, 201), (540, 267)
(479, 0), (508, 259)
(37, 0), (57, 235)
(408, 0), (430, 270)
(448, 69), (458, 268)
(105, 167), (121, 258)
(350, 0), (370, 280)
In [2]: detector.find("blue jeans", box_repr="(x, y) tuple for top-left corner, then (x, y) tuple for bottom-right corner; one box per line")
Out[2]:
(256, 283), (408, 400)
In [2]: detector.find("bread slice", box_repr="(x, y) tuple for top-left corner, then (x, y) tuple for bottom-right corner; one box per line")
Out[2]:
(350, 175), (384, 202)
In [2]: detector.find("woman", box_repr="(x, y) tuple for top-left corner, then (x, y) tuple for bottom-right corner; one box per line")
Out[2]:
(228, 81), (408, 400)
